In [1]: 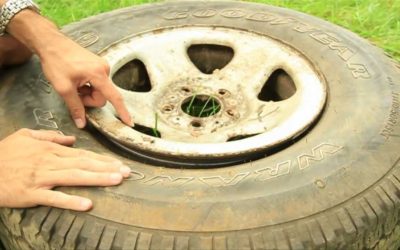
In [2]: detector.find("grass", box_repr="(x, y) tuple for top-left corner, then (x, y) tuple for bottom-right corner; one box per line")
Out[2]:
(152, 113), (160, 138)
(183, 95), (221, 118)
(36, 0), (399, 61)
(198, 97), (219, 117)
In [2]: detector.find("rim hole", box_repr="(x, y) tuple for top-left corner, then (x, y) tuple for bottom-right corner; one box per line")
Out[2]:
(182, 95), (221, 117)
(187, 44), (234, 74)
(132, 124), (161, 138)
(226, 109), (235, 117)
(258, 69), (296, 101)
(116, 116), (161, 138)
(181, 87), (191, 93)
(191, 120), (202, 128)
(162, 105), (174, 113)
(112, 59), (151, 92)
(218, 89), (229, 96)
(227, 134), (259, 142)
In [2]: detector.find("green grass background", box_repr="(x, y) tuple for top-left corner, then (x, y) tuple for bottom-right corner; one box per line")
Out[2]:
(36, 0), (399, 61)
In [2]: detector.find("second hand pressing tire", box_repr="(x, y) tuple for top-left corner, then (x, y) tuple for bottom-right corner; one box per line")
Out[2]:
(0, 1), (400, 249)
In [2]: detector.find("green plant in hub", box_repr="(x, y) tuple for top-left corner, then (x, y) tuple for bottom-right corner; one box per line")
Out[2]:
(183, 94), (221, 117)
(152, 112), (160, 138)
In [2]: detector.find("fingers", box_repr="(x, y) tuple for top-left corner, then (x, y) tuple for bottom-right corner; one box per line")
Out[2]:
(50, 157), (131, 177)
(80, 88), (107, 107)
(78, 84), (92, 95)
(57, 85), (86, 128)
(18, 128), (76, 146)
(93, 77), (133, 126)
(20, 128), (125, 166)
(35, 190), (93, 211)
(49, 143), (123, 163)
(40, 169), (124, 187)
(54, 78), (131, 128)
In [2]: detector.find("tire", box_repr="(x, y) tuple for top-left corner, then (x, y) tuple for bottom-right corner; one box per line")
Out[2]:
(1, 1), (400, 249)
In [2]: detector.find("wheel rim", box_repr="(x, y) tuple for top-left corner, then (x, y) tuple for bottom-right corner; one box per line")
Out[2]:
(87, 27), (327, 165)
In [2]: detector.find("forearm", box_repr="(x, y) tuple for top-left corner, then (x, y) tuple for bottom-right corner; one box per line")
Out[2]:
(6, 9), (65, 59)
(0, 0), (72, 61)
(0, 0), (131, 127)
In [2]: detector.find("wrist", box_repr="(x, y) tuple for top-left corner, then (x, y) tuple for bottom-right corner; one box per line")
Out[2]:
(6, 9), (61, 58)
(0, 0), (40, 36)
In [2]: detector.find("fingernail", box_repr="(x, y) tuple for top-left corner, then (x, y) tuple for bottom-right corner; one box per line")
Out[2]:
(110, 173), (123, 183)
(74, 118), (85, 129)
(120, 166), (131, 176)
(80, 198), (92, 210)
(127, 118), (134, 127)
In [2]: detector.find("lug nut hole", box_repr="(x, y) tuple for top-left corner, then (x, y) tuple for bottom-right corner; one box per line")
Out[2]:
(218, 89), (229, 96)
(162, 105), (174, 113)
(226, 109), (235, 117)
(191, 120), (202, 128)
(181, 87), (191, 93)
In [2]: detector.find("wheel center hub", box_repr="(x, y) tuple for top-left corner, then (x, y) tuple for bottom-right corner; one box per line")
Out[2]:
(155, 78), (244, 139)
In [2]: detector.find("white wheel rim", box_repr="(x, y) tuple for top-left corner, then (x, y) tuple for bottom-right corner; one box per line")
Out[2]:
(87, 27), (327, 161)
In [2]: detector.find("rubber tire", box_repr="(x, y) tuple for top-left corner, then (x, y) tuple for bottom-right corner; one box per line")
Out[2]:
(1, 1), (400, 249)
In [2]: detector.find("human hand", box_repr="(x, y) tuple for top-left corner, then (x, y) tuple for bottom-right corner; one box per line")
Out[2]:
(0, 34), (32, 67)
(39, 36), (132, 128)
(5, 9), (132, 128)
(0, 129), (131, 211)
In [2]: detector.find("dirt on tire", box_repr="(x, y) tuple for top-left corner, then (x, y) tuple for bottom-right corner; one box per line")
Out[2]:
(0, 1), (400, 249)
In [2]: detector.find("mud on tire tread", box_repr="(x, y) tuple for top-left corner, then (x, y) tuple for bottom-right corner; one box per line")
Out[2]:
(1, 171), (400, 249)
(0, 1), (399, 249)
